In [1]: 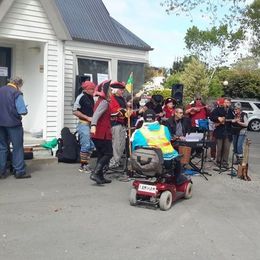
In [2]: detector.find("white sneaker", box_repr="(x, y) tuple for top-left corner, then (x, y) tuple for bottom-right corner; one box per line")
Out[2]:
(78, 165), (92, 173)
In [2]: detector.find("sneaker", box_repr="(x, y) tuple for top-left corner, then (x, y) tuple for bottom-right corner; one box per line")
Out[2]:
(15, 172), (31, 179)
(109, 162), (120, 169)
(78, 164), (92, 174)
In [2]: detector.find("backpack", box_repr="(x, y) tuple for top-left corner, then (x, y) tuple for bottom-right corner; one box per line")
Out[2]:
(130, 147), (164, 177)
(56, 127), (80, 163)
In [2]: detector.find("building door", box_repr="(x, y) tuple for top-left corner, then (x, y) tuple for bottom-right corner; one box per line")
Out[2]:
(0, 47), (11, 86)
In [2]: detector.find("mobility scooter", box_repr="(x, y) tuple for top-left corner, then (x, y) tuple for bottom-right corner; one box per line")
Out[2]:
(129, 147), (192, 211)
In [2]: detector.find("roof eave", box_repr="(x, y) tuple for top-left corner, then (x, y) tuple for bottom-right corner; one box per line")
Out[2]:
(72, 37), (153, 52)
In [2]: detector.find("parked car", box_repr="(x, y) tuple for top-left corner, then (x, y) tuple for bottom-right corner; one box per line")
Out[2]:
(231, 99), (260, 132)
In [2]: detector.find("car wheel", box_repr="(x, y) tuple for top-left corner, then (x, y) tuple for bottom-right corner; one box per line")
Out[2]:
(249, 119), (260, 132)
(159, 191), (172, 211)
(129, 188), (137, 206)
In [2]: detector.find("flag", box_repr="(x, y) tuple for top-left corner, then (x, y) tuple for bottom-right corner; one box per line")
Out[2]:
(125, 72), (133, 93)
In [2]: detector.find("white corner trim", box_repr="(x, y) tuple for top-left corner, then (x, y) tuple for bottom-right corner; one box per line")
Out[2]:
(0, 0), (15, 22)
(39, 0), (71, 41)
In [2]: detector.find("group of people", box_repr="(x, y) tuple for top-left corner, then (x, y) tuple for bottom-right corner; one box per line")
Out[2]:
(0, 76), (248, 183)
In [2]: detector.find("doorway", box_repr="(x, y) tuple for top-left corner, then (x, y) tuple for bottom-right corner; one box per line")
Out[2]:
(0, 47), (11, 86)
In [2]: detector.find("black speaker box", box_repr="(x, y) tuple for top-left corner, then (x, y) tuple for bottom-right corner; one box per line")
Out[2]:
(171, 84), (183, 104)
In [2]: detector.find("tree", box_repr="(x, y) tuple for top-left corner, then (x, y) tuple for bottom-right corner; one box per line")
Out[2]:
(184, 25), (244, 67)
(149, 89), (172, 99)
(161, 0), (246, 26)
(163, 72), (182, 89)
(222, 69), (260, 99)
(243, 0), (260, 57)
(179, 57), (209, 103)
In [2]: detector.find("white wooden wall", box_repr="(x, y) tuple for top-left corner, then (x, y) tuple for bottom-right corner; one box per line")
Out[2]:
(0, 0), (63, 139)
(63, 41), (149, 131)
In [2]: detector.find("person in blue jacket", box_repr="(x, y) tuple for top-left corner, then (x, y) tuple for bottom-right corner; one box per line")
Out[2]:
(0, 77), (30, 179)
(131, 109), (188, 184)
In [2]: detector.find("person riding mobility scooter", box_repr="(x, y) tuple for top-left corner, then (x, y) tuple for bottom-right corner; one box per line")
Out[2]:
(129, 109), (192, 211)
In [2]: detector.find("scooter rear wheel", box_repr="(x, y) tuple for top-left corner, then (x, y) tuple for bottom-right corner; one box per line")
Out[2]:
(159, 191), (172, 211)
(129, 188), (137, 206)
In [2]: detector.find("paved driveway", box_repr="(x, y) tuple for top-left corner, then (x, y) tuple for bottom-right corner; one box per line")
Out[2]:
(0, 132), (259, 260)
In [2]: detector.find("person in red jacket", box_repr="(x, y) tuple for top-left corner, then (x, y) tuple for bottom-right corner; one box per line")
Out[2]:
(185, 94), (208, 132)
(163, 98), (176, 119)
(90, 80), (113, 185)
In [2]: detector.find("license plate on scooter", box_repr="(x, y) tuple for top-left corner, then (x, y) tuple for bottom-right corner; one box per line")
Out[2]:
(138, 184), (157, 194)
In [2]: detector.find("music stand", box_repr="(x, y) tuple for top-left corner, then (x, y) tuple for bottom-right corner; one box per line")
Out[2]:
(187, 119), (212, 180)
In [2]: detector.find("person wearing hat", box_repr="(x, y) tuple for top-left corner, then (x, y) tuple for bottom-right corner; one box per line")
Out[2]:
(144, 94), (164, 119)
(109, 81), (129, 168)
(73, 80), (95, 173)
(163, 97), (176, 119)
(131, 109), (188, 185)
(90, 80), (113, 184)
(231, 102), (248, 164)
(0, 76), (30, 179)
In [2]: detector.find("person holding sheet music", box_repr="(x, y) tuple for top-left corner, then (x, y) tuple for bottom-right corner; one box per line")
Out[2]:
(209, 97), (233, 169)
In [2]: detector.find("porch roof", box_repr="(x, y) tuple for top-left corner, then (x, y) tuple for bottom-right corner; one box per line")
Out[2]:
(54, 0), (153, 51)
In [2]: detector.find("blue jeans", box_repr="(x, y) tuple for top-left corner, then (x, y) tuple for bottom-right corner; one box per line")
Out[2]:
(0, 126), (26, 176)
(233, 134), (246, 156)
(77, 123), (95, 153)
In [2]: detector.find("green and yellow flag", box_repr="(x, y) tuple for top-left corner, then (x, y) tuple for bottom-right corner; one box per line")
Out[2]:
(125, 72), (133, 93)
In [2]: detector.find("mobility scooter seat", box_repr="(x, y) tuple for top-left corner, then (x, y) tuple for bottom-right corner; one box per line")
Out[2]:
(130, 147), (165, 177)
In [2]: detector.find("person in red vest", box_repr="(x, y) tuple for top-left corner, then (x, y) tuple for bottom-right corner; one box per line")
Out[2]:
(163, 98), (176, 119)
(90, 80), (113, 185)
(109, 81), (128, 169)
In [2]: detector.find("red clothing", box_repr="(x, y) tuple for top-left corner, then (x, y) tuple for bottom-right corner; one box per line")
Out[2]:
(163, 106), (175, 118)
(186, 102), (207, 127)
(109, 94), (127, 125)
(92, 98), (112, 140)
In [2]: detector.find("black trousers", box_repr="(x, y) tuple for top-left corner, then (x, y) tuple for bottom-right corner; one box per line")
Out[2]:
(92, 138), (113, 166)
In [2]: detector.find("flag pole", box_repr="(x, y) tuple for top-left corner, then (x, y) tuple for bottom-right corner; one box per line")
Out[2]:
(126, 72), (133, 157)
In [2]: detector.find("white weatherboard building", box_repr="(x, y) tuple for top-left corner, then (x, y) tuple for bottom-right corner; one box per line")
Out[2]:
(0, 0), (152, 141)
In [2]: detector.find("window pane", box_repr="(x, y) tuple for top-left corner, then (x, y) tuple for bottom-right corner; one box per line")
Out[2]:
(240, 102), (253, 111)
(117, 61), (145, 92)
(78, 58), (108, 84)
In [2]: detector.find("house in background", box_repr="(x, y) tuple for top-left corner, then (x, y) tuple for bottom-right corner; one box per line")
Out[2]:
(0, 0), (152, 140)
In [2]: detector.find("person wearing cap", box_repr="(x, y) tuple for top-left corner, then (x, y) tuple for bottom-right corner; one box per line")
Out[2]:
(109, 81), (128, 169)
(163, 98), (176, 119)
(73, 80), (95, 173)
(90, 80), (113, 184)
(209, 97), (233, 168)
(131, 109), (188, 185)
(231, 102), (248, 164)
(0, 77), (30, 179)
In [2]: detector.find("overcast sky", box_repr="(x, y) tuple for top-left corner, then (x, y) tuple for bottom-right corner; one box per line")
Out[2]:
(102, 0), (252, 68)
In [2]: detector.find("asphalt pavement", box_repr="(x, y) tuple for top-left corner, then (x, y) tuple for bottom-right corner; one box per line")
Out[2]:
(0, 132), (259, 260)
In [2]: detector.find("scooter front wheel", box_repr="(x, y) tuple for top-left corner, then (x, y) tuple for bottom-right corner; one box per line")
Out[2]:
(159, 190), (172, 211)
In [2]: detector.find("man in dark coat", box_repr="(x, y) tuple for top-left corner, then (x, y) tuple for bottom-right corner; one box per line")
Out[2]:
(209, 97), (233, 168)
(0, 77), (30, 179)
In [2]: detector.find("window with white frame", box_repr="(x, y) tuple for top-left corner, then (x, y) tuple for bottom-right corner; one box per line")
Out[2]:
(77, 58), (109, 85)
